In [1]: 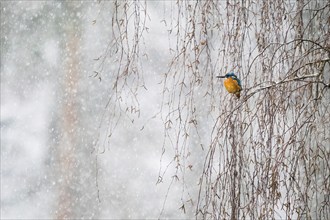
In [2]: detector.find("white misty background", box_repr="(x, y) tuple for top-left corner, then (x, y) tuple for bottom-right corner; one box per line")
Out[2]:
(1, 1), (329, 219)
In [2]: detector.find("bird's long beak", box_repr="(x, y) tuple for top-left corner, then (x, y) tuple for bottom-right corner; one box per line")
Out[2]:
(216, 76), (226, 78)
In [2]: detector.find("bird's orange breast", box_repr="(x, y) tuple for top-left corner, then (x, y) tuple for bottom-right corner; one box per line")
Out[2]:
(224, 77), (241, 94)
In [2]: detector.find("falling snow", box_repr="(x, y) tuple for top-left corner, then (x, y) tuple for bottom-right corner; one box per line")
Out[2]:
(1, 1), (329, 219)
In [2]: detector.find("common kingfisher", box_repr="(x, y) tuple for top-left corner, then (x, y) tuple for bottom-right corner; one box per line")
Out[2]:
(217, 73), (242, 98)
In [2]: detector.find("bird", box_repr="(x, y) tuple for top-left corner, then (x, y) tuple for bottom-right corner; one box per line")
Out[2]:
(217, 73), (242, 98)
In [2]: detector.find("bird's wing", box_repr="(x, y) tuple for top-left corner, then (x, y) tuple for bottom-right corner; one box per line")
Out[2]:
(233, 76), (242, 88)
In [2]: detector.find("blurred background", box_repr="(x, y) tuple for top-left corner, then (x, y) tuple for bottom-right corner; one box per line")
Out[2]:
(1, 1), (191, 219)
